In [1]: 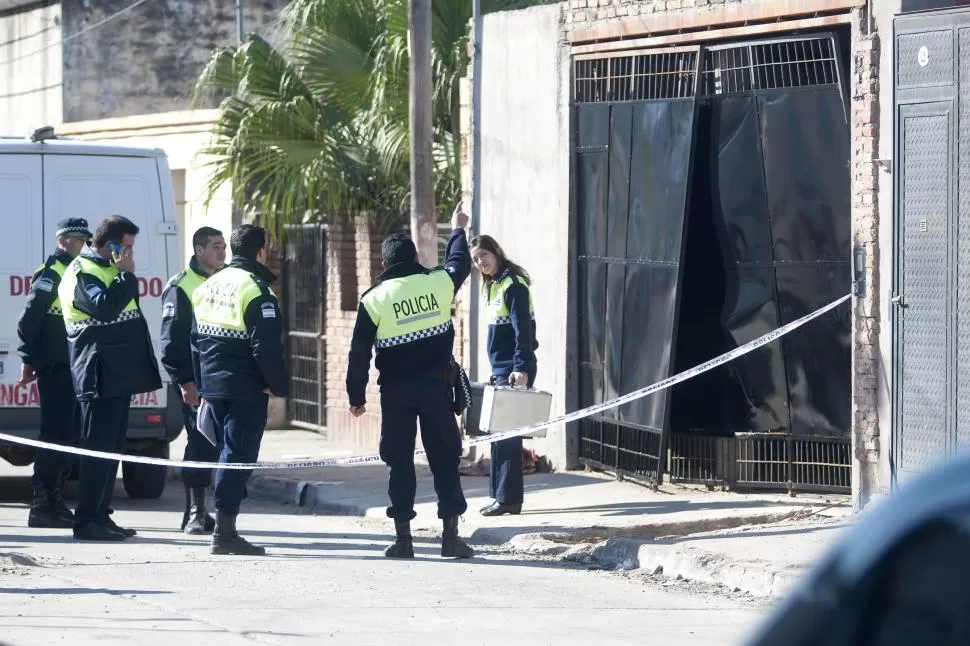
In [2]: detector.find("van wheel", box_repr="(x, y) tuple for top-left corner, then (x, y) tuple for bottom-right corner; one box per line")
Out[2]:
(122, 441), (169, 499)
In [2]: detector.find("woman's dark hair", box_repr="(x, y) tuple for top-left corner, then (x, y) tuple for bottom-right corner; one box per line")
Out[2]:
(469, 234), (531, 297)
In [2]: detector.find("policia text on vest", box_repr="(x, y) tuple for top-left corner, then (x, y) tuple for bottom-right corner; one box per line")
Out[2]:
(346, 202), (475, 560)
(191, 228), (287, 556)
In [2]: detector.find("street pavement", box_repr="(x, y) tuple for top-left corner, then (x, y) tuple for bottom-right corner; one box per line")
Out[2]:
(0, 467), (771, 646)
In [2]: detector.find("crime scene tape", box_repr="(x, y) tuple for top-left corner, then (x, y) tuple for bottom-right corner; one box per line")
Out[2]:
(0, 293), (852, 471)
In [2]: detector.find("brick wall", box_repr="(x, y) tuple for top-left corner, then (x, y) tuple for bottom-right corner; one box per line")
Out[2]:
(850, 7), (880, 510)
(60, 0), (290, 122)
(564, 0), (747, 30)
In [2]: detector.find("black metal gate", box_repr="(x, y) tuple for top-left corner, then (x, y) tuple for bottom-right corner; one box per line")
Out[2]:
(573, 46), (703, 487)
(573, 32), (853, 492)
(892, 9), (970, 483)
(282, 224), (327, 430)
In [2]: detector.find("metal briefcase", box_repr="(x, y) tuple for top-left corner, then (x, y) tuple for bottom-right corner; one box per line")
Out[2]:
(478, 385), (553, 439)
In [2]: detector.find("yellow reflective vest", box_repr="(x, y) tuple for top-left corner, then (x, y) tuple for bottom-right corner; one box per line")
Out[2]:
(361, 270), (455, 348)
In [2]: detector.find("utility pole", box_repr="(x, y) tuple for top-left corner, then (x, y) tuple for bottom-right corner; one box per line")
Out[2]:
(468, 0), (483, 381)
(236, 0), (244, 43)
(408, 0), (437, 267)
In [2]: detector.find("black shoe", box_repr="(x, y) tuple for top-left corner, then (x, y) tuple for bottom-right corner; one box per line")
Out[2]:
(49, 488), (75, 525)
(73, 520), (125, 541)
(441, 516), (474, 559)
(183, 487), (215, 535)
(480, 501), (522, 517)
(210, 511), (265, 556)
(385, 519), (415, 559)
(27, 488), (73, 529)
(101, 515), (137, 537)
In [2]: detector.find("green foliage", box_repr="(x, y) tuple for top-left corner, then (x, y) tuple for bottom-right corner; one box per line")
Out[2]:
(192, 0), (546, 233)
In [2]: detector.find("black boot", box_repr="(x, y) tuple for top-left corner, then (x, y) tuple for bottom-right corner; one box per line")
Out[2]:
(27, 488), (73, 529)
(210, 511), (265, 556)
(441, 516), (474, 559)
(384, 519), (415, 559)
(49, 488), (75, 526)
(183, 487), (215, 535)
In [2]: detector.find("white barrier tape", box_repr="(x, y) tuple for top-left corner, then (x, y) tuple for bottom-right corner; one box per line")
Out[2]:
(0, 293), (851, 471)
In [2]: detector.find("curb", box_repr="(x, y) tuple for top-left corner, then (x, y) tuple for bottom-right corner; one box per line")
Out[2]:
(500, 532), (803, 598)
(248, 473), (811, 597)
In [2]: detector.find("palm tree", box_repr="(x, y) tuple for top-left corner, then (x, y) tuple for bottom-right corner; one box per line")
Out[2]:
(192, 0), (546, 234)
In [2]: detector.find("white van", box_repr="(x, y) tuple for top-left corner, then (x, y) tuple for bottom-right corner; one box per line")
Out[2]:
(0, 127), (183, 499)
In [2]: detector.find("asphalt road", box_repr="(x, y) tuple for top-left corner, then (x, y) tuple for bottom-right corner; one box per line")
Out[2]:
(0, 470), (768, 646)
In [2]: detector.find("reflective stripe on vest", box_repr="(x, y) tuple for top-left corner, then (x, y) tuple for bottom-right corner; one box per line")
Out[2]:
(486, 272), (535, 326)
(58, 256), (140, 334)
(362, 270), (454, 349)
(191, 267), (266, 339)
(34, 258), (68, 316)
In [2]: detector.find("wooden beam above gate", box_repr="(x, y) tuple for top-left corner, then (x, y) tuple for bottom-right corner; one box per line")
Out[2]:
(567, 0), (865, 46)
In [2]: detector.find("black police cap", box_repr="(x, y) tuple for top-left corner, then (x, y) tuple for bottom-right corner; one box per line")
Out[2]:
(55, 217), (92, 238)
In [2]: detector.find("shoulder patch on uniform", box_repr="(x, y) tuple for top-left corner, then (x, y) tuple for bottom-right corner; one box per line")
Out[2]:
(260, 302), (277, 319)
(162, 302), (176, 319)
(167, 270), (187, 288)
(34, 277), (54, 293)
(84, 283), (102, 299)
(446, 266), (456, 273)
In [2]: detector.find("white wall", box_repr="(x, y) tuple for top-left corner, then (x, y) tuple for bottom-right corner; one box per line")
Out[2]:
(0, 2), (62, 134)
(473, 4), (572, 468)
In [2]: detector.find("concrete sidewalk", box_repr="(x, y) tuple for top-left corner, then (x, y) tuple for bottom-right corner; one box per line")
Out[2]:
(177, 429), (852, 598)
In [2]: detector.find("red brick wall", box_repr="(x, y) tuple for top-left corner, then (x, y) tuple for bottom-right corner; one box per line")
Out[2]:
(273, 212), (473, 453)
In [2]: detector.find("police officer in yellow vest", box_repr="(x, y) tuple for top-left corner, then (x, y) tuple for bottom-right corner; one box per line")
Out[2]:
(191, 224), (287, 556)
(469, 235), (539, 516)
(58, 215), (163, 541)
(346, 202), (474, 560)
(160, 226), (227, 535)
(16, 217), (91, 529)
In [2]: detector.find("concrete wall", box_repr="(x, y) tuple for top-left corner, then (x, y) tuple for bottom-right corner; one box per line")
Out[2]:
(0, 1), (61, 133)
(466, 3), (573, 469)
(60, 0), (289, 122)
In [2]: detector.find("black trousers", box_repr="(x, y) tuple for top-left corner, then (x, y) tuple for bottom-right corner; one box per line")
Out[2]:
(31, 365), (80, 491)
(379, 377), (467, 521)
(210, 395), (268, 516)
(74, 397), (131, 526)
(178, 393), (220, 489)
(489, 370), (536, 506)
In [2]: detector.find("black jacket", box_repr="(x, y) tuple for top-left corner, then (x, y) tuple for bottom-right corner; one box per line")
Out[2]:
(160, 257), (212, 386)
(66, 248), (163, 401)
(191, 257), (288, 400)
(16, 248), (73, 372)
(346, 228), (471, 407)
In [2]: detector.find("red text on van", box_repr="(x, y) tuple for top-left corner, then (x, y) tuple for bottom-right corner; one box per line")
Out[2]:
(0, 383), (160, 408)
(10, 276), (164, 297)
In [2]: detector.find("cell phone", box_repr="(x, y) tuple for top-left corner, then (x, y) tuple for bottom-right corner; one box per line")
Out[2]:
(107, 242), (123, 256)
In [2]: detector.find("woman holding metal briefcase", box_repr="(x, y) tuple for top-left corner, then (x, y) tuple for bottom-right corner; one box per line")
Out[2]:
(469, 235), (538, 516)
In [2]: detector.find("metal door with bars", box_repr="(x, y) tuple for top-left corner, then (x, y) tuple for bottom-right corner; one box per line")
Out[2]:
(283, 224), (327, 430)
(892, 9), (970, 484)
(573, 46), (703, 487)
